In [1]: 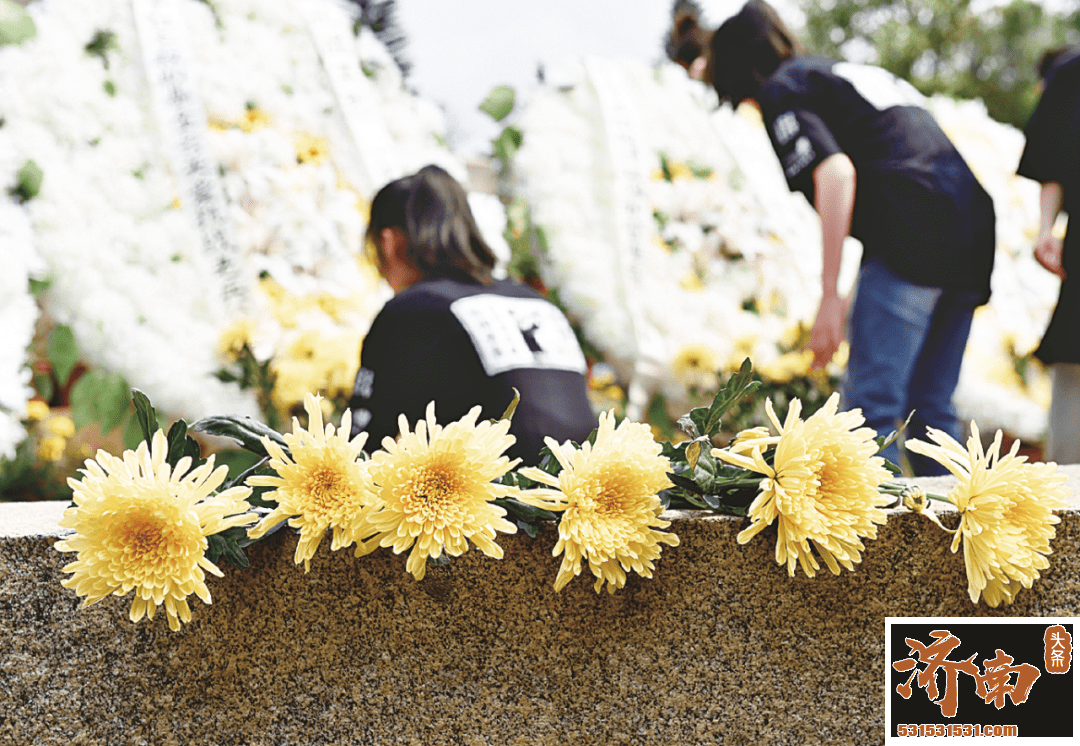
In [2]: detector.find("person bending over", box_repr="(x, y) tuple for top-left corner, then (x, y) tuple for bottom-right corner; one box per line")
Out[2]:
(701, 0), (996, 475)
(349, 164), (597, 465)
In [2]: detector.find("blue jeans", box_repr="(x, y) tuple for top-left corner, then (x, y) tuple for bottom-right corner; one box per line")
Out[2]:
(840, 260), (978, 476)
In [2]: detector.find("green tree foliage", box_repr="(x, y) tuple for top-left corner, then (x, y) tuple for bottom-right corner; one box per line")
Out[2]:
(798, 0), (1080, 127)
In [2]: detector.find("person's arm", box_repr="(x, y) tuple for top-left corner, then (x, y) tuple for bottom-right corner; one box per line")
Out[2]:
(809, 152), (857, 369)
(1034, 181), (1066, 280)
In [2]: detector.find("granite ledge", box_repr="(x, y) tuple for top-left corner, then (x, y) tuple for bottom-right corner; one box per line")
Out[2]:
(2, 468), (1079, 746)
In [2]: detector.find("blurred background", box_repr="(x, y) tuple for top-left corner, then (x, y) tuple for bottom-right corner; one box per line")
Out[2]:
(2, 0), (1079, 500)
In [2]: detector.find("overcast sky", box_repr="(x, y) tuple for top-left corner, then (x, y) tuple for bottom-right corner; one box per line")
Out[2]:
(394, 1), (785, 155)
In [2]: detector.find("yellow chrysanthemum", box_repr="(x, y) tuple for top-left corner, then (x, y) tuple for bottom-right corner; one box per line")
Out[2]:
(671, 344), (721, 391)
(55, 431), (255, 631)
(47, 415), (76, 438)
(679, 273), (706, 291)
(217, 318), (256, 360)
(757, 349), (814, 385)
(518, 411), (678, 593)
(247, 393), (375, 571)
(906, 424), (1069, 607)
(358, 403), (519, 581)
(239, 106), (271, 133)
(295, 133), (330, 164)
(713, 393), (890, 577)
(37, 434), (67, 462)
(25, 399), (49, 421)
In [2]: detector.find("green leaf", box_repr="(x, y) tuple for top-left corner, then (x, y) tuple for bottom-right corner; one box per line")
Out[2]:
(31, 372), (53, 404)
(69, 371), (130, 434)
(205, 526), (251, 570)
(131, 389), (160, 444)
(213, 449), (263, 484)
(495, 496), (557, 537)
(498, 388), (520, 423)
(122, 413), (144, 451)
(478, 85), (515, 122)
(28, 277), (51, 296)
(647, 392), (675, 442)
(875, 410), (914, 455)
(0, 0), (36, 46)
(13, 159), (42, 202)
(516, 519), (539, 538)
(46, 325), (79, 386)
(659, 151), (673, 182)
(192, 414), (288, 458)
(223, 455), (278, 508)
(667, 471), (704, 495)
(683, 358), (760, 439)
(491, 125), (522, 164)
(676, 414), (701, 440)
(84, 29), (117, 68)
(165, 419), (204, 469)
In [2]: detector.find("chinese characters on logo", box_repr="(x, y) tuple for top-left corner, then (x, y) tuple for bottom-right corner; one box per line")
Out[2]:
(1044, 625), (1073, 674)
(893, 629), (1041, 717)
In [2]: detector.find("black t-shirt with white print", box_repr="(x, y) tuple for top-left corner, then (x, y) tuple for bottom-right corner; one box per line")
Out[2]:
(757, 56), (995, 302)
(349, 277), (597, 465)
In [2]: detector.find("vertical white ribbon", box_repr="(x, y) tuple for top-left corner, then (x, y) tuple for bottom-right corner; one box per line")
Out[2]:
(132, 0), (248, 311)
(585, 57), (665, 421)
(303, 0), (404, 195)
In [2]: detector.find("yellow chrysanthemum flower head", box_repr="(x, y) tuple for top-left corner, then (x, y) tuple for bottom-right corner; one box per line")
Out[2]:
(217, 317), (257, 360)
(37, 434), (67, 462)
(25, 398), (50, 421)
(295, 132), (330, 165)
(55, 431), (255, 631)
(671, 344), (721, 391)
(359, 402), (519, 581)
(239, 105), (271, 133)
(518, 411), (678, 593)
(906, 423), (1068, 607)
(247, 393), (375, 571)
(712, 392), (890, 577)
(47, 415), (76, 438)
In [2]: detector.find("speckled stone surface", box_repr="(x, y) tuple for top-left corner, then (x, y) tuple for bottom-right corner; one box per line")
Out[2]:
(2, 469), (1079, 746)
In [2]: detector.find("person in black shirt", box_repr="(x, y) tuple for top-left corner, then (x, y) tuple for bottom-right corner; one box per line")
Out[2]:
(349, 165), (597, 465)
(1017, 46), (1080, 464)
(701, 1), (996, 475)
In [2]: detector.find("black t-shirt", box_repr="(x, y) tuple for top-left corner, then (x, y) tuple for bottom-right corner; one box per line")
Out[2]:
(1018, 47), (1080, 248)
(349, 277), (597, 465)
(1017, 47), (1080, 364)
(757, 56), (996, 301)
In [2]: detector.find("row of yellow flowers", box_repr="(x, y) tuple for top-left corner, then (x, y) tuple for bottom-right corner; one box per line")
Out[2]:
(54, 363), (1070, 631)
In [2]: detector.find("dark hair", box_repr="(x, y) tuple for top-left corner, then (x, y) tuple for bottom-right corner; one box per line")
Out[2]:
(707, 0), (805, 105)
(667, 6), (711, 69)
(366, 164), (497, 285)
(1037, 45), (1078, 82)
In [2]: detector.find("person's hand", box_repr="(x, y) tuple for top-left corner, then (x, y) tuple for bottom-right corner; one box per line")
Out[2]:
(1034, 234), (1066, 281)
(808, 292), (847, 370)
